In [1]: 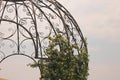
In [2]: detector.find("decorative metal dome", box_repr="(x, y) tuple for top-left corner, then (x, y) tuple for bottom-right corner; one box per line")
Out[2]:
(0, 0), (88, 79)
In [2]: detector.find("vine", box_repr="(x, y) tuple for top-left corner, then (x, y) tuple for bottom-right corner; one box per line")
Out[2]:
(30, 34), (89, 80)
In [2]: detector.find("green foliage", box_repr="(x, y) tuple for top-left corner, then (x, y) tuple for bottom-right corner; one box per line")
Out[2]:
(30, 34), (89, 80)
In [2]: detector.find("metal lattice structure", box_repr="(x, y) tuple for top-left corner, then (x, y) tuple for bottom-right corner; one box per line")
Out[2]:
(0, 0), (87, 79)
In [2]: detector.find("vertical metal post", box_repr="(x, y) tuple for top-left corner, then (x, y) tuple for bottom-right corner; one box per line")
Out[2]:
(15, 2), (20, 54)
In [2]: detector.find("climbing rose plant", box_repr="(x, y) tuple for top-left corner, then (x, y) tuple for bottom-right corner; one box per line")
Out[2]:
(30, 34), (89, 80)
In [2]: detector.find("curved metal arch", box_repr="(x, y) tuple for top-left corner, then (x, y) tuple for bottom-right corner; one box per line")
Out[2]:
(0, 19), (38, 57)
(30, 1), (67, 52)
(0, 0), (88, 79)
(31, 1), (58, 35)
(31, 0), (86, 47)
(0, 0), (88, 59)
(0, 53), (37, 64)
(0, 0), (88, 60)
(55, 1), (88, 52)
(24, 1), (59, 57)
(56, 2), (88, 50)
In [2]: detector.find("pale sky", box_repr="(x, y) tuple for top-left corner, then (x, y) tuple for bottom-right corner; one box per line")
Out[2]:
(0, 0), (120, 80)
(63, 0), (120, 80)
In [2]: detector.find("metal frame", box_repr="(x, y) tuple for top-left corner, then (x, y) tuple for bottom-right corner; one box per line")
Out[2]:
(0, 0), (87, 79)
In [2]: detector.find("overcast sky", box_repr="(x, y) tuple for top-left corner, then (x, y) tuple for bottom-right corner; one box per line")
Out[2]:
(62, 0), (120, 80)
(0, 0), (120, 80)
